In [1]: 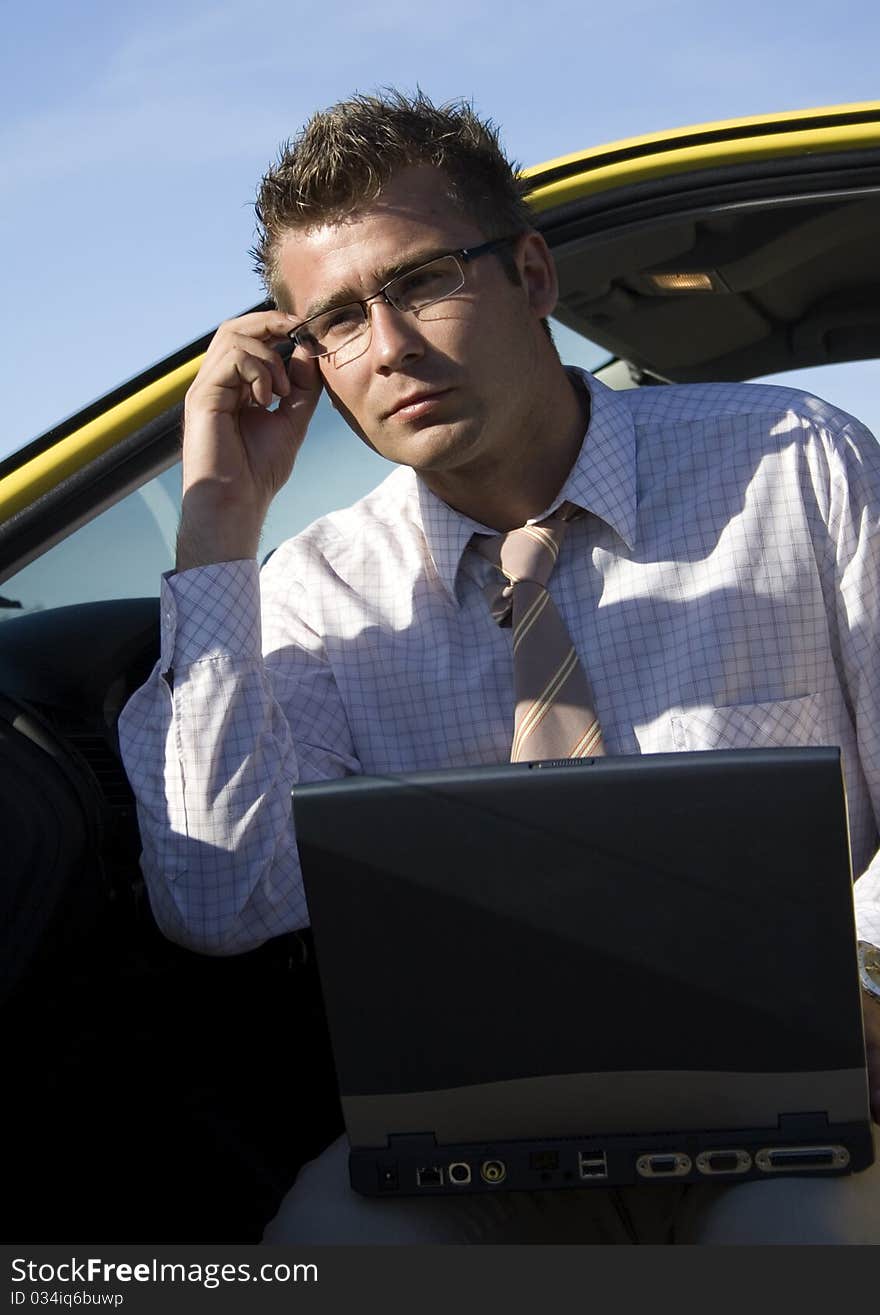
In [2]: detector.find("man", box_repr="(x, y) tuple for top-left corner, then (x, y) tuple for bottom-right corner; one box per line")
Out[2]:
(119, 90), (880, 1243)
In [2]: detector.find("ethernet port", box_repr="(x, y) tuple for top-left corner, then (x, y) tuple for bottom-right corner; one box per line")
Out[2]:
(529, 1151), (559, 1172)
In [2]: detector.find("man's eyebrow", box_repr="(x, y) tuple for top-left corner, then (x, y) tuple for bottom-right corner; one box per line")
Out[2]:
(299, 245), (455, 321)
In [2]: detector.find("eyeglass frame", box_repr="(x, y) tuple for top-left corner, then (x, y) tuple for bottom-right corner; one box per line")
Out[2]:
(286, 234), (521, 359)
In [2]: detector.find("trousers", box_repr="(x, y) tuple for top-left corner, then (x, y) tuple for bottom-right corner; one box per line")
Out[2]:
(263, 1126), (880, 1245)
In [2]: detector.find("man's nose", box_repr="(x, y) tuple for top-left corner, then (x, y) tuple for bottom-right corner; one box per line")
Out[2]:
(367, 298), (425, 370)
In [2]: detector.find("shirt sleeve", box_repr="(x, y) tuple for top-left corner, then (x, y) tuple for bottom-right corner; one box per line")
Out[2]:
(117, 557), (359, 954)
(820, 409), (880, 946)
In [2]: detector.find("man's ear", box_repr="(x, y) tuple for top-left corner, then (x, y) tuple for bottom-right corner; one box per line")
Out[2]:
(513, 231), (559, 320)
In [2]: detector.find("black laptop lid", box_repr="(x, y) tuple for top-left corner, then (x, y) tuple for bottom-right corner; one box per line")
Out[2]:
(293, 748), (867, 1139)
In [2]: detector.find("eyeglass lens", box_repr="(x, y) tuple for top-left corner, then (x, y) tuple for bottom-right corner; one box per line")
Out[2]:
(295, 254), (465, 359)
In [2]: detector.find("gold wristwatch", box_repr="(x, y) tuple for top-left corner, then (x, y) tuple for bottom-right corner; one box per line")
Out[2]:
(858, 941), (880, 1004)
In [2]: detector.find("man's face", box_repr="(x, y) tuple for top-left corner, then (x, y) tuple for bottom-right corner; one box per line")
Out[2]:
(277, 165), (558, 508)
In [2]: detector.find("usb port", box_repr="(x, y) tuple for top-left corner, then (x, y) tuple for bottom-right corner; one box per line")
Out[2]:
(578, 1149), (608, 1179)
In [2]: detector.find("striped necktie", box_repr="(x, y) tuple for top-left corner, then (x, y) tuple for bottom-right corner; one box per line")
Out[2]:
(474, 502), (605, 762)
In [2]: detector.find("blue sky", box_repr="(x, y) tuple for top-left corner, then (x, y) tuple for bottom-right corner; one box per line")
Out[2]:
(3, 0), (880, 458)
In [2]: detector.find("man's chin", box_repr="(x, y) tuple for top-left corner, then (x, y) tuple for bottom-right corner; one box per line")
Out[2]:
(350, 414), (470, 467)
(391, 429), (479, 476)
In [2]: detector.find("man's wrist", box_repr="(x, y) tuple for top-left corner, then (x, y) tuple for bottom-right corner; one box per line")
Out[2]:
(176, 493), (265, 570)
(175, 539), (259, 572)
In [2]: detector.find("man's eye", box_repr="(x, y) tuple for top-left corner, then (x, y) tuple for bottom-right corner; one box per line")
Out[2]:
(293, 330), (313, 350)
(320, 307), (362, 339)
(394, 266), (448, 304)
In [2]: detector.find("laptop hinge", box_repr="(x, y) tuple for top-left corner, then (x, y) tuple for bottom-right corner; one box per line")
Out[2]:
(777, 1112), (831, 1135)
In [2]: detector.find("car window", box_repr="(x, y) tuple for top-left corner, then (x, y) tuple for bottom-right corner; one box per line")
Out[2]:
(1, 463), (181, 618)
(1, 320), (611, 617)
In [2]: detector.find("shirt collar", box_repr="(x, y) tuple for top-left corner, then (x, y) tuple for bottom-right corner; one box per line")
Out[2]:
(555, 369), (637, 551)
(413, 366), (638, 602)
(415, 477), (491, 601)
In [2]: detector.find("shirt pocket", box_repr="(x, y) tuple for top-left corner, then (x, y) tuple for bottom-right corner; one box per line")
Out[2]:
(669, 692), (833, 752)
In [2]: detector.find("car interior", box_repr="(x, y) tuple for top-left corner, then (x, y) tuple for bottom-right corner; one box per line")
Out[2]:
(552, 189), (880, 383)
(2, 139), (880, 1240)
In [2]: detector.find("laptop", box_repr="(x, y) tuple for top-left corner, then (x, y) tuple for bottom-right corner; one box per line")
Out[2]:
(292, 747), (875, 1196)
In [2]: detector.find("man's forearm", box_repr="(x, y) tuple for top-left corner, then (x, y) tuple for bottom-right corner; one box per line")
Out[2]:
(120, 654), (311, 952)
(118, 564), (309, 952)
(118, 558), (362, 953)
(174, 311), (319, 571)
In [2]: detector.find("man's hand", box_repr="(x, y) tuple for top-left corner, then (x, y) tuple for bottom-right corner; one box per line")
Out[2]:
(177, 310), (322, 570)
(864, 993), (880, 1124)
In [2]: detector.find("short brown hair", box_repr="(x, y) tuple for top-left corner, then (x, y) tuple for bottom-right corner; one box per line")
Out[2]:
(252, 88), (534, 308)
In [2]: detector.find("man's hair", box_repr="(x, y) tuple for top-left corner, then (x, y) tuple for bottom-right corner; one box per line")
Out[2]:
(252, 88), (535, 309)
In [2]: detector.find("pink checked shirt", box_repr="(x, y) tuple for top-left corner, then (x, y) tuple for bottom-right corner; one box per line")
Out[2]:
(119, 372), (880, 953)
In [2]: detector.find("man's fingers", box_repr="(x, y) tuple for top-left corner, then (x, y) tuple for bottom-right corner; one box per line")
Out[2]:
(192, 337), (293, 412)
(230, 350), (276, 409)
(225, 334), (292, 398)
(194, 314), (319, 414)
(287, 350), (321, 399)
(213, 309), (301, 344)
(277, 354), (321, 435)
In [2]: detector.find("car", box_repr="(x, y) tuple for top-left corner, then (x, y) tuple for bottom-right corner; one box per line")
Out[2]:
(3, 101), (880, 1241)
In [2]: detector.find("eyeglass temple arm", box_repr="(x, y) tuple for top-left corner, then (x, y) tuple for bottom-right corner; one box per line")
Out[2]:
(459, 234), (520, 263)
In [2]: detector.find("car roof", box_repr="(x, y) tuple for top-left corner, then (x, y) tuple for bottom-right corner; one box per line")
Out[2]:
(524, 101), (880, 211)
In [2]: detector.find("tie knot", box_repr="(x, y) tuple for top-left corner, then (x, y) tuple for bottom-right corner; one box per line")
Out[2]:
(474, 502), (579, 589)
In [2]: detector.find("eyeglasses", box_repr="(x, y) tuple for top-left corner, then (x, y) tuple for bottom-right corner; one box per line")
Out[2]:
(288, 235), (518, 364)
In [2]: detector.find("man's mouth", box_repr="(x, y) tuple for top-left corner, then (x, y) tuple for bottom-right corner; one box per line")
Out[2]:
(384, 389), (451, 421)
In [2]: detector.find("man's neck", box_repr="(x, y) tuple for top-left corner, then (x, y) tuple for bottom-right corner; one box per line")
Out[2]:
(423, 367), (591, 531)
